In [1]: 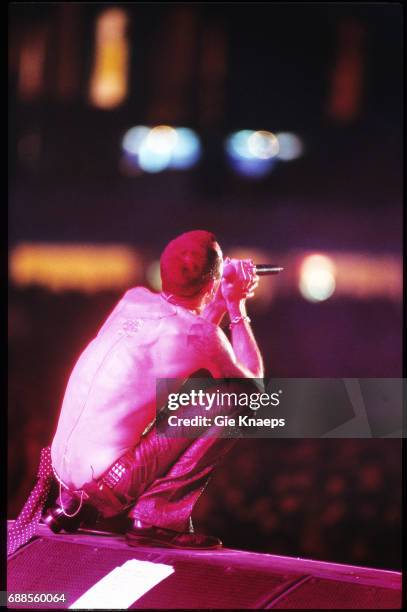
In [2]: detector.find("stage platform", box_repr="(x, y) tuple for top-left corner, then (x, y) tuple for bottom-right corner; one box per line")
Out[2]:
(7, 521), (402, 609)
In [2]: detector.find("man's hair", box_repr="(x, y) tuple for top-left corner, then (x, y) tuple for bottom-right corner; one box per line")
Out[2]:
(160, 230), (222, 297)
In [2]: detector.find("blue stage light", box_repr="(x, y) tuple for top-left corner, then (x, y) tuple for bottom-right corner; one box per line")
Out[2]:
(225, 130), (256, 160)
(122, 126), (150, 155)
(121, 125), (201, 174)
(225, 130), (279, 178)
(169, 128), (201, 169)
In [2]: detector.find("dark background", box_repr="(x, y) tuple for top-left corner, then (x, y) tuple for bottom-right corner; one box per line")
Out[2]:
(8, 3), (402, 569)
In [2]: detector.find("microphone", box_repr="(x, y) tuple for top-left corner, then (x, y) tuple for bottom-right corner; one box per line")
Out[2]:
(254, 264), (284, 275)
(223, 261), (284, 280)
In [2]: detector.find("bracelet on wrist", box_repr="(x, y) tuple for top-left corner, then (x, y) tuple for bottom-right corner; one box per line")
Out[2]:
(229, 315), (251, 330)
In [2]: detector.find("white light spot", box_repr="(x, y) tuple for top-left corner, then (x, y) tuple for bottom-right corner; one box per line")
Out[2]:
(145, 125), (178, 155)
(299, 254), (336, 302)
(248, 130), (279, 159)
(276, 132), (304, 161)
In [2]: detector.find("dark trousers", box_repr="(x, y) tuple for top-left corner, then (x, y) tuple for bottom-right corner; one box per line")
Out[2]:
(57, 377), (261, 533)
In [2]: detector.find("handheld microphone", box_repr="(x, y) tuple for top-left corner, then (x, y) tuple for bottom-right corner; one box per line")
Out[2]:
(254, 264), (284, 275)
(223, 261), (284, 281)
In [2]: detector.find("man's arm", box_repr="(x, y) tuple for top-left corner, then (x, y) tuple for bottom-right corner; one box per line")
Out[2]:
(225, 299), (264, 378)
(201, 285), (227, 326)
(220, 258), (264, 378)
(189, 257), (264, 378)
(206, 325), (261, 379)
(187, 322), (254, 379)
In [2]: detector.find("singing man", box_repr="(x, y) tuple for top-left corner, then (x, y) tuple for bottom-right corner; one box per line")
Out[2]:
(47, 230), (263, 549)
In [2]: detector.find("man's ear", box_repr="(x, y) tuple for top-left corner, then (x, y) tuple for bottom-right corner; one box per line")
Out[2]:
(201, 280), (216, 305)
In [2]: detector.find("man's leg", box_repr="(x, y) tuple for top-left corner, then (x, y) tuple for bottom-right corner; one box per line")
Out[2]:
(45, 377), (260, 546)
(111, 377), (261, 546)
(126, 428), (237, 533)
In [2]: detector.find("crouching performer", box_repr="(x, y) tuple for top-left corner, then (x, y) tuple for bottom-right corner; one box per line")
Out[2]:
(8, 230), (263, 553)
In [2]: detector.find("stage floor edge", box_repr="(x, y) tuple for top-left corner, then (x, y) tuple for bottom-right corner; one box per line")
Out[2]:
(7, 521), (402, 610)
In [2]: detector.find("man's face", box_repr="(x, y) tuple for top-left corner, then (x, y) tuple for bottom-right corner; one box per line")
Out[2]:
(200, 242), (223, 307)
(213, 242), (224, 293)
(214, 242), (223, 279)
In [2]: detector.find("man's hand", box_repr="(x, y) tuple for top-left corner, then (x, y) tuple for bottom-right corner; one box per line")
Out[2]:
(201, 256), (264, 378)
(221, 257), (259, 307)
(201, 257), (259, 327)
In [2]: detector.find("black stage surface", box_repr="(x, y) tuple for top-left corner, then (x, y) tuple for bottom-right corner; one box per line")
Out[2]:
(6, 521), (402, 609)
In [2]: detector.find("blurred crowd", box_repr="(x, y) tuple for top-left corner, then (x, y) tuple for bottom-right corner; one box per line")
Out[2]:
(8, 284), (401, 570)
(194, 437), (401, 569)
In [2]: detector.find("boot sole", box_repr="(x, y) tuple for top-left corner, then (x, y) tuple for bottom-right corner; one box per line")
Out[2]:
(125, 534), (223, 550)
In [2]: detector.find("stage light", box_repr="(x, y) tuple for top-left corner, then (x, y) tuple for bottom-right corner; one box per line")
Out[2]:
(138, 144), (171, 173)
(276, 132), (304, 161)
(299, 254), (336, 302)
(328, 253), (402, 300)
(225, 130), (256, 160)
(170, 128), (201, 169)
(137, 125), (177, 173)
(89, 8), (129, 109)
(138, 141), (172, 173)
(145, 125), (178, 155)
(225, 130), (278, 178)
(10, 243), (141, 292)
(121, 125), (201, 174)
(248, 130), (279, 159)
(122, 126), (150, 155)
